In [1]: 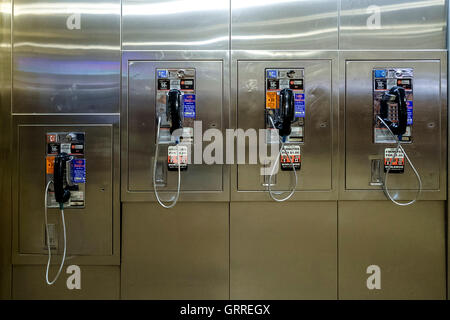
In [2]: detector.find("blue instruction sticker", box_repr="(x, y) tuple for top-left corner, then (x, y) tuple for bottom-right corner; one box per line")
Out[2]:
(183, 94), (196, 118)
(71, 159), (86, 183)
(294, 93), (305, 118)
(157, 69), (168, 78)
(407, 100), (413, 125)
(267, 70), (278, 79)
(374, 69), (387, 78)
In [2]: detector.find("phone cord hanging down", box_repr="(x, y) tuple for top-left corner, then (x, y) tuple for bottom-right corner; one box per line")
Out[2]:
(267, 116), (298, 202)
(153, 116), (181, 209)
(44, 180), (67, 285)
(377, 116), (422, 206)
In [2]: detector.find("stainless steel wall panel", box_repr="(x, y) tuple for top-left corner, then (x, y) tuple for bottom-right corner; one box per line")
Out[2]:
(122, 0), (230, 50)
(231, 0), (339, 50)
(340, 0), (447, 50)
(13, 0), (121, 113)
(121, 202), (229, 299)
(13, 266), (120, 299)
(122, 51), (230, 202)
(230, 201), (337, 299)
(339, 201), (446, 299)
(340, 51), (447, 201)
(12, 115), (120, 265)
(231, 51), (339, 201)
(0, 0), (12, 299)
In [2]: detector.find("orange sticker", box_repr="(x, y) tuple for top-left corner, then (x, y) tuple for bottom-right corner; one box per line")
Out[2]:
(266, 92), (278, 109)
(46, 156), (55, 174)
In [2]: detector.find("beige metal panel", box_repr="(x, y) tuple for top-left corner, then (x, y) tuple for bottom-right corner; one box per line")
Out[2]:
(13, 266), (120, 299)
(0, 0), (12, 300)
(339, 201), (446, 300)
(121, 51), (230, 202)
(231, 51), (339, 201)
(122, 0), (229, 50)
(121, 202), (229, 300)
(231, 0), (338, 50)
(340, 0), (447, 50)
(13, 0), (121, 113)
(11, 115), (120, 266)
(338, 51), (447, 201)
(230, 201), (337, 300)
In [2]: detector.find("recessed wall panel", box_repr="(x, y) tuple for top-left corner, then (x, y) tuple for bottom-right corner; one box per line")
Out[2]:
(12, 117), (119, 260)
(344, 58), (446, 200)
(122, 51), (230, 202)
(234, 57), (335, 200)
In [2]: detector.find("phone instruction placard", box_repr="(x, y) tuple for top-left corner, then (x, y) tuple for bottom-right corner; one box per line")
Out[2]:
(265, 68), (305, 144)
(45, 132), (86, 208)
(373, 68), (414, 143)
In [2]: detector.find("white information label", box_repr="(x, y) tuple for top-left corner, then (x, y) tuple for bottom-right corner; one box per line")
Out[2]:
(168, 145), (188, 169)
(61, 143), (71, 154)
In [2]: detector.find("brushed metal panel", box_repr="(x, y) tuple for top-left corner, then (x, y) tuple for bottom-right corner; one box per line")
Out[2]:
(345, 60), (443, 196)
(13, 266), (120, 299)
(122, 51), (230, 202)
(230, 201), (337, 299)
(12, 118), (118, 260)
(122, 0), (229, 50)
(231, 51), (339, 202)
(13, 0), (120, 113)
(231, 0), (338, 50)
(0, 0), (12, 299)
(339, 201), (446, 299)
(340, 0), (447, 50)
(121, 202), (229, 299)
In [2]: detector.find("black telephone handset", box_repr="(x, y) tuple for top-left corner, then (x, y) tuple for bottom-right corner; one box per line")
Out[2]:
(167, 89), (183, 134)
(277, 88), (295, 137)
(380, 86), (407, 136)
(53, 153), (71, 205)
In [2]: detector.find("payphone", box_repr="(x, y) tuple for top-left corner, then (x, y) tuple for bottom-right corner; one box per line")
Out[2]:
(44, 132), (86, 284)
(264, 68), (304, 201)
(372, 68), (422, 205)
(153, 68), (195, 208)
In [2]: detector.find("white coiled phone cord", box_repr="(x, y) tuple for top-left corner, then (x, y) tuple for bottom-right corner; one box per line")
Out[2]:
(153, 117), (181, 209)
(44, 180), (67, 285)
(267, 116), (298, 202)
(377, 116), (422, 206)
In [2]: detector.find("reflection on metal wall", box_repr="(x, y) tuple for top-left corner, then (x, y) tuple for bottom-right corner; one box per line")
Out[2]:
(13, 0), (121, 113)
(0, 0), (12, 300)
(0, 0), (448, 300)
(340, 0), (447, 49)
(231, 0), (339, 50)
(122, 0), (230, 50)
